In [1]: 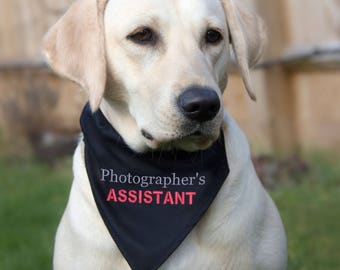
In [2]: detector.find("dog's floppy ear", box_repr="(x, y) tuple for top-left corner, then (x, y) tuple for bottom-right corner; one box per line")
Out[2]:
(43, 0), (108, 111)
(222, 0), (266, 101)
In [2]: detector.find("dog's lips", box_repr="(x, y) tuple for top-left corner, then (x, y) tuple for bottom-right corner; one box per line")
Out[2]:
(141, 127), (218, 151)
(141, 127), (202, 142)
(141, 129), (155, 141)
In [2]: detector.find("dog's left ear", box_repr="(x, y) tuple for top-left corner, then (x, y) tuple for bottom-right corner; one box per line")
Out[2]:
(43, 0), (108, 112)
(221, 0), (266, 101)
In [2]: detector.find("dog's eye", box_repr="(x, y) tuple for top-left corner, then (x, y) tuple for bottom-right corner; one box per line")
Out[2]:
(205, 29), (223, 45)
(127, 28), (156, 45)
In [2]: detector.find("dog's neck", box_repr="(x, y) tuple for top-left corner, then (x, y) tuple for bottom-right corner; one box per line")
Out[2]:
(100, 99), (149, 153)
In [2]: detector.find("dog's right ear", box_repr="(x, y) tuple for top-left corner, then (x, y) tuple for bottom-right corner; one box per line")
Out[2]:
(43, 0), (108, 112)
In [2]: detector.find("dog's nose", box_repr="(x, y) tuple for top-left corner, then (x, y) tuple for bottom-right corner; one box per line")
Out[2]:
(178, 87), (221, 122)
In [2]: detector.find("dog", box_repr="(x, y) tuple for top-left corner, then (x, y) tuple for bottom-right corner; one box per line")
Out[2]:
(43, 0), (287, 269)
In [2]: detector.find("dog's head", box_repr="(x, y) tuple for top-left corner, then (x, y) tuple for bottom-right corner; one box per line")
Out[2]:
(43, 0), (266, 152)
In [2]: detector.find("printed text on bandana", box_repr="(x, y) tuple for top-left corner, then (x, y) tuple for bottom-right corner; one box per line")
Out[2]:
(101, 169), (207, 205)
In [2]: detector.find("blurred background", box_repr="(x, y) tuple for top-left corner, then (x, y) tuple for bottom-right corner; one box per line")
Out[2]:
(0, 0), (339, 269)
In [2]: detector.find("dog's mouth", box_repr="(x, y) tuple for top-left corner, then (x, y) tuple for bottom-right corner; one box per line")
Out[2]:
(141, 129), (155, 141)
(141, 128), (217, 151)
(141, 129), (203, 141)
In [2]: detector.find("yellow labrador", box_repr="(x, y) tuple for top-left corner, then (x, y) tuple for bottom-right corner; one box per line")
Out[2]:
(43, 0), (287, 269)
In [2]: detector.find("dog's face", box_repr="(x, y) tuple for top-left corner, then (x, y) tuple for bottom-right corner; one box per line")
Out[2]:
(104, 0), (228, 150)
(43, 0), (266, 152)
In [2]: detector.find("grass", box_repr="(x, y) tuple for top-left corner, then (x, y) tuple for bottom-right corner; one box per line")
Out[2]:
(0, 154), (339, 269)
(271, 154), (340, 270)
(0, 159), (72, 270)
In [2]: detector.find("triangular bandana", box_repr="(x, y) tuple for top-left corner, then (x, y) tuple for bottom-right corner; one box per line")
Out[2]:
(80, 104), (229, 270)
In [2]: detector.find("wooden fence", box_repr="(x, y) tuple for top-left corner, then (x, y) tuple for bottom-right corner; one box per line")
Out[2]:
(0, 0), (339, 156)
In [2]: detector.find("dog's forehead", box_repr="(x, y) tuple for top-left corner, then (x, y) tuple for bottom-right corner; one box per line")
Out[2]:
(104, 0), (226, 31)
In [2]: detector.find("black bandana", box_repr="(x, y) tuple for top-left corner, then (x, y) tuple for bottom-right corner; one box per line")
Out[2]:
(80, 104), (229, 270)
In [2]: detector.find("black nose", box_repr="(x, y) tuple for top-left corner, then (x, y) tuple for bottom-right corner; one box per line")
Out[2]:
(178, 86), (221, 122)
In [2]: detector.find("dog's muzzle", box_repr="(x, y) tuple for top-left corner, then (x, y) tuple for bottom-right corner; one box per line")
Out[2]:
(178, 86), (220, 122)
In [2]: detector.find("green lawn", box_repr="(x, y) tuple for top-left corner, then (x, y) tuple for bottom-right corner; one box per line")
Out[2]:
(0, 155), (339, 269)
(271, 155), (340, 270)
(0, 159), (72, 270)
